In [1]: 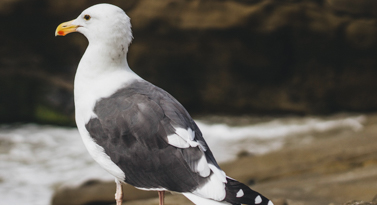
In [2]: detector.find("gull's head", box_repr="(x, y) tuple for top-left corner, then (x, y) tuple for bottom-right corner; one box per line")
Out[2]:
(55, 3), (133, 46)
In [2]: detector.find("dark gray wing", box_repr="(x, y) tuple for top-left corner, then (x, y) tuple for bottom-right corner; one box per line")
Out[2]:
(85, 80), (220, 192)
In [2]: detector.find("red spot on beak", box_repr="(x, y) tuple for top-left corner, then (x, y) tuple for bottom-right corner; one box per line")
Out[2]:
(58, 31), (65, 36)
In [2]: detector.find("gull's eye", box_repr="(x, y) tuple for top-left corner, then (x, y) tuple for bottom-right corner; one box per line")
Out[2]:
(84, 15), (91, 21)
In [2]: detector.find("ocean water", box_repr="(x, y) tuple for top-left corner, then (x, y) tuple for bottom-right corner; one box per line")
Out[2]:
(0, 114), (366, 205)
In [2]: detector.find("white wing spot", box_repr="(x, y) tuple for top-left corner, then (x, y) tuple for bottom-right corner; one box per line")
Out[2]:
(268, 200), (274, 205)
(167, 128), (207, 151)
(193, 173), (226, 201)
(255, 195), (262, 204)
(167, 133), (189, 148)
(236, 189), (244, 198)
(209, 164), (226, 183)
(196, 154), (210, 177)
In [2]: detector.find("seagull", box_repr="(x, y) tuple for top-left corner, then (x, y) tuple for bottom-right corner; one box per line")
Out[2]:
(55, 3), (273, 205)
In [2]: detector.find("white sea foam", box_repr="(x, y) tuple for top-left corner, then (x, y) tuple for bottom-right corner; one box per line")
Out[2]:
(0, 125), (111, 205)
(0, 114), (366, 205)
(196, 115), (366, 161)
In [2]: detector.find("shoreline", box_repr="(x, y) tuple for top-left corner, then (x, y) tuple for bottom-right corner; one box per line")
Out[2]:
(52, 114), (377, 205)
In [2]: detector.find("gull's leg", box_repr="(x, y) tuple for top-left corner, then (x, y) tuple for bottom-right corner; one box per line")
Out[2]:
(115, 179), (123, 205)
(158, 191), (165, 205)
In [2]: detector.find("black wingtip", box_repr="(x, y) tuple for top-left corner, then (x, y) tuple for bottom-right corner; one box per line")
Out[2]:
(223, 177), (273, 205)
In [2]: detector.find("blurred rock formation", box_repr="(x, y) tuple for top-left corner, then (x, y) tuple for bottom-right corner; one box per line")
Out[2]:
(1, 0), (377, 124)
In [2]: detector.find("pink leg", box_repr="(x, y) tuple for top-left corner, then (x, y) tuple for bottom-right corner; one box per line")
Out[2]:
(158, 191), (165, 205)
(115, 179), (123, 205)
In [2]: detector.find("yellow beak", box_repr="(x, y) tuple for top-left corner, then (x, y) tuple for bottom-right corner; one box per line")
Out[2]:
(55, 20), (79, 36)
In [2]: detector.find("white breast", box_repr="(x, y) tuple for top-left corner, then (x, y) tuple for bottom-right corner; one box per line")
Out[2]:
(74, 64), (141, 181)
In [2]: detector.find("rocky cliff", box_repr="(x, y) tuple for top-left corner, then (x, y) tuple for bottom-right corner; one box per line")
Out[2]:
(1, 0), (377, 124)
